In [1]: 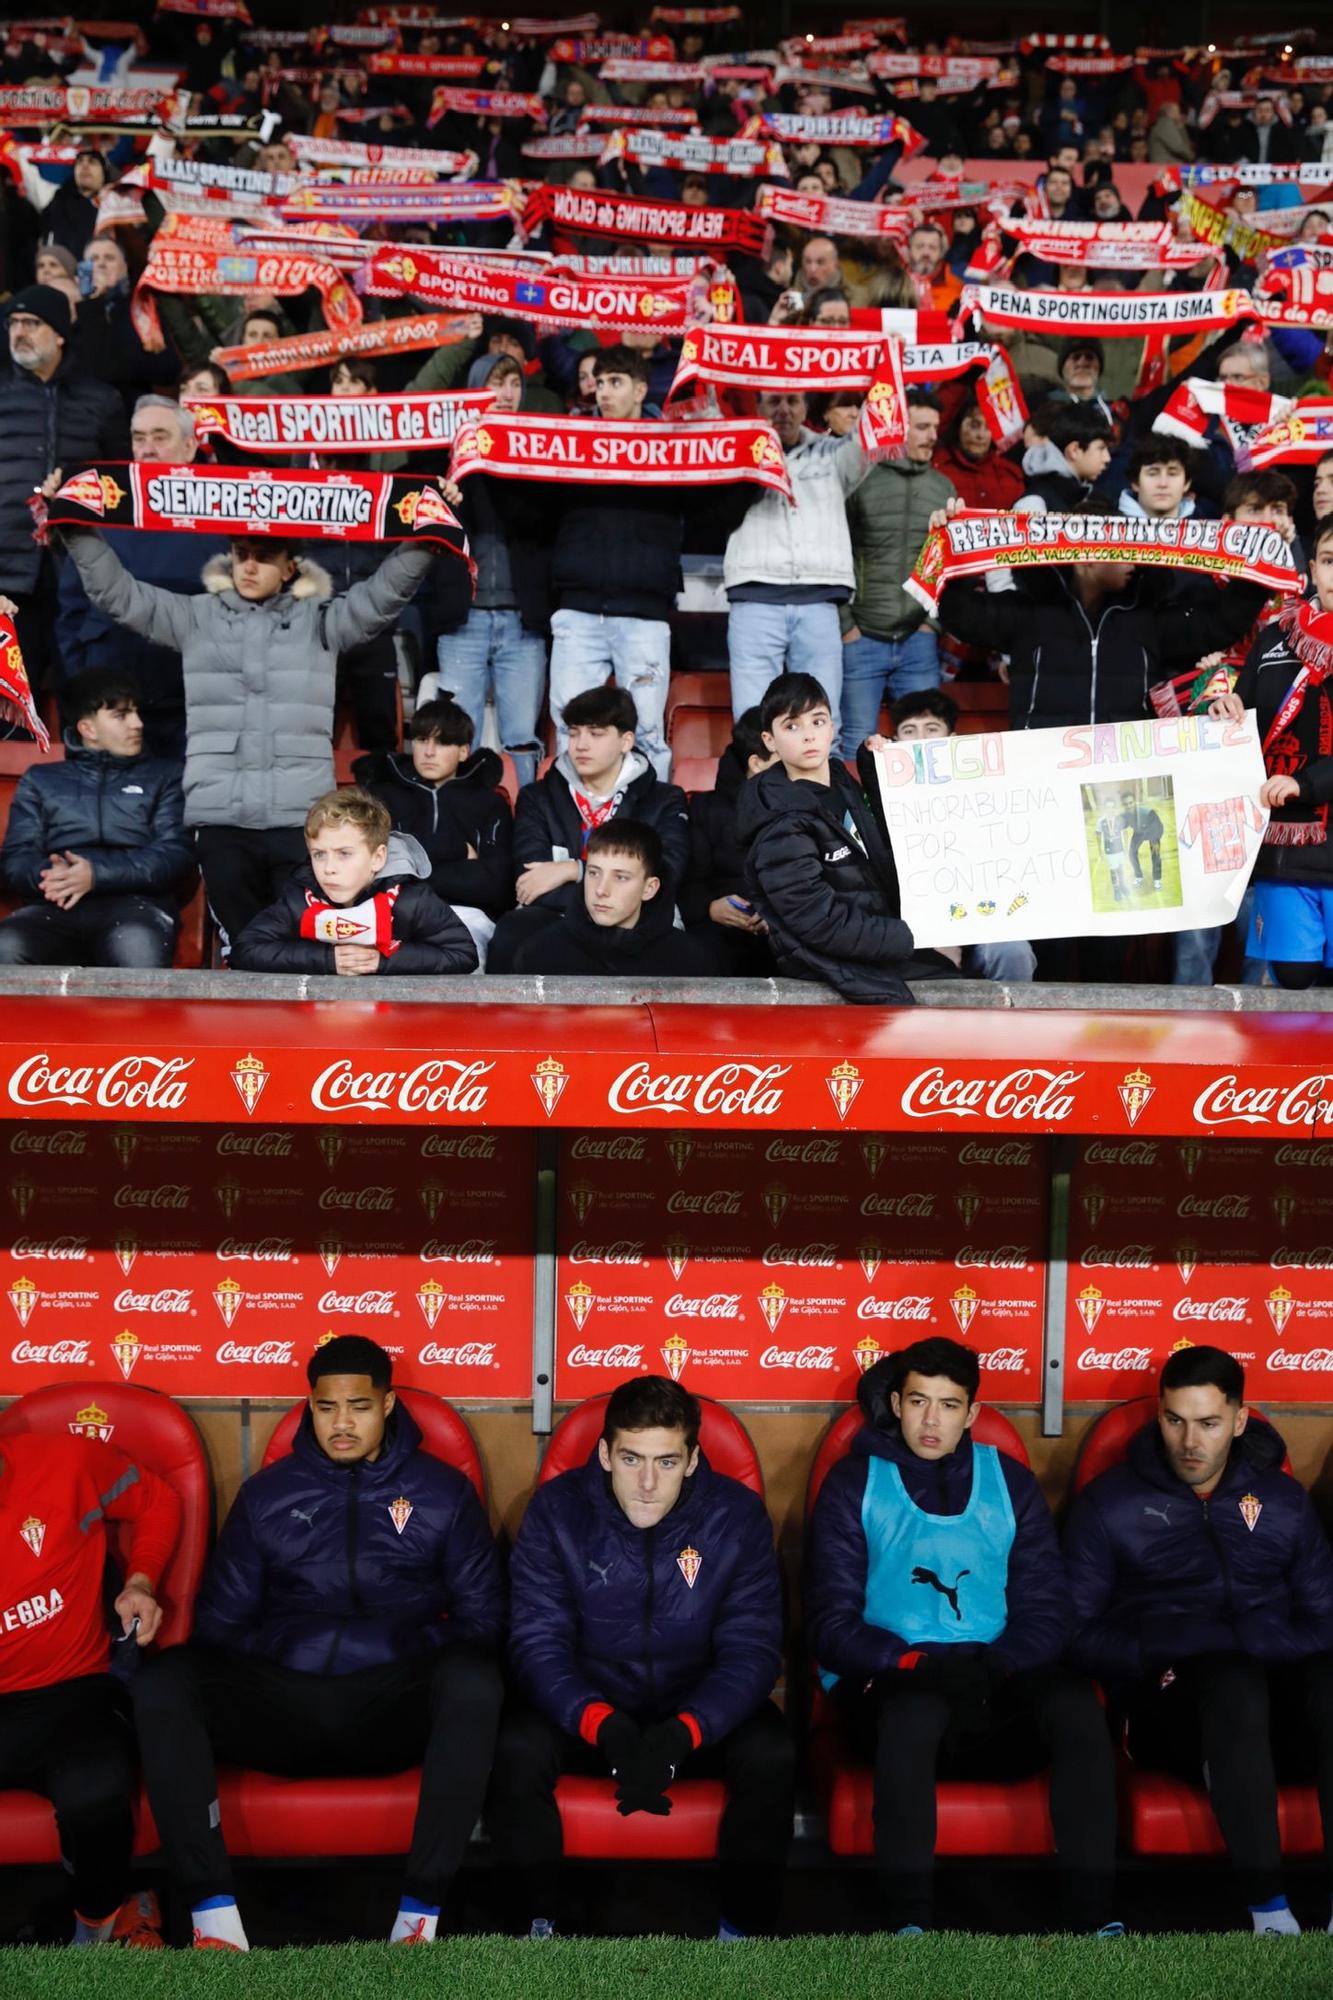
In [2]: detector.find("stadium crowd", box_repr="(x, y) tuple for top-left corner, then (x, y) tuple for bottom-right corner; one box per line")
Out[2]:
(0, 14), (1332, 991)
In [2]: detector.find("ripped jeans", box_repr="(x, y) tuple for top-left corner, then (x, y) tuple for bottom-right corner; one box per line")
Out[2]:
(547, 608), (671, 779)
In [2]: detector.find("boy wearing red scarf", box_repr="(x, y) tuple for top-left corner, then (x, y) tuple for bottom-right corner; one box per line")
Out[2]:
(1212, 521), (1333, 988)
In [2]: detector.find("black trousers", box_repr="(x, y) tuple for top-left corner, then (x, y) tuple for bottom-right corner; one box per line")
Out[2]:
(488, 1699), (795, 1933)
(0, 896), (176, 969)
(131, 1641), (503, 1907)
(1124, 1651), (1333, 1905)
(838, 1665), (1118, 1930)
(0, 1673), (135, 1921)
(487, 904), (562, 974)
(338, 638), (400, 753)
(193, 825), (307, 958)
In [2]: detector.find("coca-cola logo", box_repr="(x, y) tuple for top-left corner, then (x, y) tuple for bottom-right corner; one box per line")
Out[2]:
(1271, 1245), (1333, 1270)
(764, 1138), (840, 1164)
(1274, 1143), (1333, 1167)
(979, 1347), (1027, 1370)
(317, 1186), (395, 1212)
(1176, 1195), (1251, 1219)
(1268, 1347), (1333, 1370)
(311, 1058), (492, 1117)
(568, 1240), (647, 1266)
(112, 1184), (190, 1210)
(566, 1343), (644, 1367)
(856, 1296), (933, 1321)
(216, 1131), (292, 1157)
(1193, 1073), (1333, 1129)
(900, 1066), (1081, 1124)
(954, 1245), (1029, 1268)
(761, 1243), (838, 1267)
(664, 1292), (742, 1318)
(9, 1236), (88, 1261)
(1078, 1345), (1152, 1370)
(420, 1239), (499, 1264)
(957, 1140), (1035, 1166)
(1083, 1140), (1158, 1166)
(607, 1061), (788, 1119)
(665, 1189), (741, 1215)
(8, 1128), (86, 1155)
(759, 1344), (837, 1369)
(216, 1237), (295, 1262)
(1172, 1296), (1247, 1323)
(1079, 1245), (1154, 1268)
(216, 1340), (295, 1365)
(859, 1193), (935, 1218)
(114, 1287), (192, 1312)
(7, 1053), (192, 1111)
(420, 1132), (498, 1158)
(318, 1288), (395, 1313)
(568, 1135), (646, 1161)
(11, 1339), (89, 1364)
(418, 1342), (498, 1366)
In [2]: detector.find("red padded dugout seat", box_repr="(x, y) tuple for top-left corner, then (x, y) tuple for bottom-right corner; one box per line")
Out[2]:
(0, 1383), (210, 1865)
(806, 1402), (1057, 1857)
(199, 1388), (486, 1859)
(536, 1394), (764, 1858)
(1073, 1398), (1315, 1853)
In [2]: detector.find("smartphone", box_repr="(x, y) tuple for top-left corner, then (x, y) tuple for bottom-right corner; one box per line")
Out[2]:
(76, 259), (94, 298)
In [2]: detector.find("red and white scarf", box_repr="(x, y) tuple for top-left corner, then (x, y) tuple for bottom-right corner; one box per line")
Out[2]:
(288, 133), (473, 173)
(521, 183), (767, 256)
(1246, 400), (1333, 468)
(1155, 377), (1295, 462)
(600, 127), (787, 179)
(669, 325), (909, 459)
(185, 390), (494, 455)
(360, 246), (713, 335)
(1263, 600), (1333, 844)
(131, 244), (360, 353)
(427, 86), (547, 125)
(212, 311), (476, 384)
(996, 216), (1222, 271)
(450, 415), (795, 500)
(281, 182), (518, 225)
(301, 885), (401, 953)
(0, 616), (48, 750)
(749, 110), (925, 154)
(959, 282), (1249, 338)
(756, 182), (914, 242)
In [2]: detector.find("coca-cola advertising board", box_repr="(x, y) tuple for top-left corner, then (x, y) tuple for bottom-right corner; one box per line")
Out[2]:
(1066, 1135), (1333, 1401)
(555, 1130), (1047, 1402)
(0, 1122), (533, 1398)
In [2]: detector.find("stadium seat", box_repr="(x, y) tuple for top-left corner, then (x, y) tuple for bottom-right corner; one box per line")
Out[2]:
(0, 1383), (211, 1865)
(805, 1402), (1058, 1857)
(671, 755), (718, 794)
(497, 753), (520, 808)
(876, 680), (1009, 741)
(333, 684), (404, 783)
(665, 673), (729, 738)
(1071, 1398), (1316, 1854)
(192, 1389), (487, 1860)
(0, 738), (63, 779)
(535, 1394), (764, 1857)
(668, 708), (732, 761)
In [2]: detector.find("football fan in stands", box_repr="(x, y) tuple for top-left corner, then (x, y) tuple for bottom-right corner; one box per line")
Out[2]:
(488, 685), (688, 975)
(353, 694), (513, 923)
(490, 1374), (794, 1940)
(1017, 404), (1115, 514)
(806, 1338), (1120, 1936)
(1117, 442), (1211, 523)
(0, 665), (192, 970)
(130, 1335), (504, 1951)
(1064, 1345), (1333, 1936)
(680, 706), (775, 979)
(513, 820), (708, 979)
(232, 786), (479, 977)
(933, 400), (1025, 514)
(0, 1397), (179, 1946)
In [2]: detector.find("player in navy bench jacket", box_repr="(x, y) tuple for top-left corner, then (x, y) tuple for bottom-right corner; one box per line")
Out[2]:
(806, 1338), (1118, 1934)
(489, 1375), (794, 1938)
(130, 1336), (504, 1951)
(1064, 1343), (1333, 1935)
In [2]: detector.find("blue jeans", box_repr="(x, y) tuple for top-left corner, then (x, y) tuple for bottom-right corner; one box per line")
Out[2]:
(548, 608), (670, 779)
(838, 628), (940, 758)
(727, 601), (843, 734)
(966, 939), (1037, 983)
(436, 610), (546, 790)
(1173, 884), (1267, 986)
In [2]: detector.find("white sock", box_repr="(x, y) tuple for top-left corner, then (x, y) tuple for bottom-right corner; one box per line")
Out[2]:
(192, 1897), (249, 1950)
(70, 1913), (116, 1946)
(1250, 1900), (1301, 1936)
(391, 1899), (439, 1944)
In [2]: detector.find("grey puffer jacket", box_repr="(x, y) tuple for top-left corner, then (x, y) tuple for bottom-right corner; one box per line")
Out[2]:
(59, 532), (437, 830)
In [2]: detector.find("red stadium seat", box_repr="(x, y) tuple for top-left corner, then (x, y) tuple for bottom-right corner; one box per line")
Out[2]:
(666, 673), (729, 737)
(535, 1393), (764, 1858)
(497, 754), (520, 808)
(1072, 1397), (1311, 1853)
(805, 1401), (1056, 1858)
(0, 739), (63, 779)
(671, 754), (719, 794)
(200, 1389), (486, 1858)
(667, 708), (732, 762)
(0, 1383), (210, 1865)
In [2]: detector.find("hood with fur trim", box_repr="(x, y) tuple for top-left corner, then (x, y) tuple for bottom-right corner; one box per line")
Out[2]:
(201, 552), (333, 602)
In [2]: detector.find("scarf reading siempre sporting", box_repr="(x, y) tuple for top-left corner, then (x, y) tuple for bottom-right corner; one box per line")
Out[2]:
(185, 390), (494, 453)
(212, 312), (477, 383)
(450, 414), (795, 499)
(904, 509), (1302, 617)
(521, 183), (767, 256)
(41, 465), (473, 563)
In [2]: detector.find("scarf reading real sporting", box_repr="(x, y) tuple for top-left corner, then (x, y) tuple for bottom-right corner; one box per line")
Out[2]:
(521, 183), (767, 256)
(42, 464), (472, 562)
(185, 390), (494, 453)
(904, 510), (1302, 617)
(667, 324), (910, 456)
(449, 414), (795, 499)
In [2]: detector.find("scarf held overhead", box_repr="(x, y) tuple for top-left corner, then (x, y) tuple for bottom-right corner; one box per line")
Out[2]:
(212, 312), (476, 384)
(359, 246), (713, 333)
(521, 183), (766, 255)
(185, 390), (495, 453)
(450, 414), (795, 498)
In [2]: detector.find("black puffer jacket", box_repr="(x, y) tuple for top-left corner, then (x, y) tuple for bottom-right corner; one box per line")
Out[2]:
(512, 751), (690, 912)
(231, 834), (479, 976)
(679, 741), (750, 926)
(0, 358), (127, 593)
(352, 746), (514, 917)
(512, 880), (710, 977)
(938, 570), (1272, 729)
(547, 415), (683, 622)
(1237, 618), (1333, 887)
(738, 760), (917, 1004)
(1, 740), (192, 907)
